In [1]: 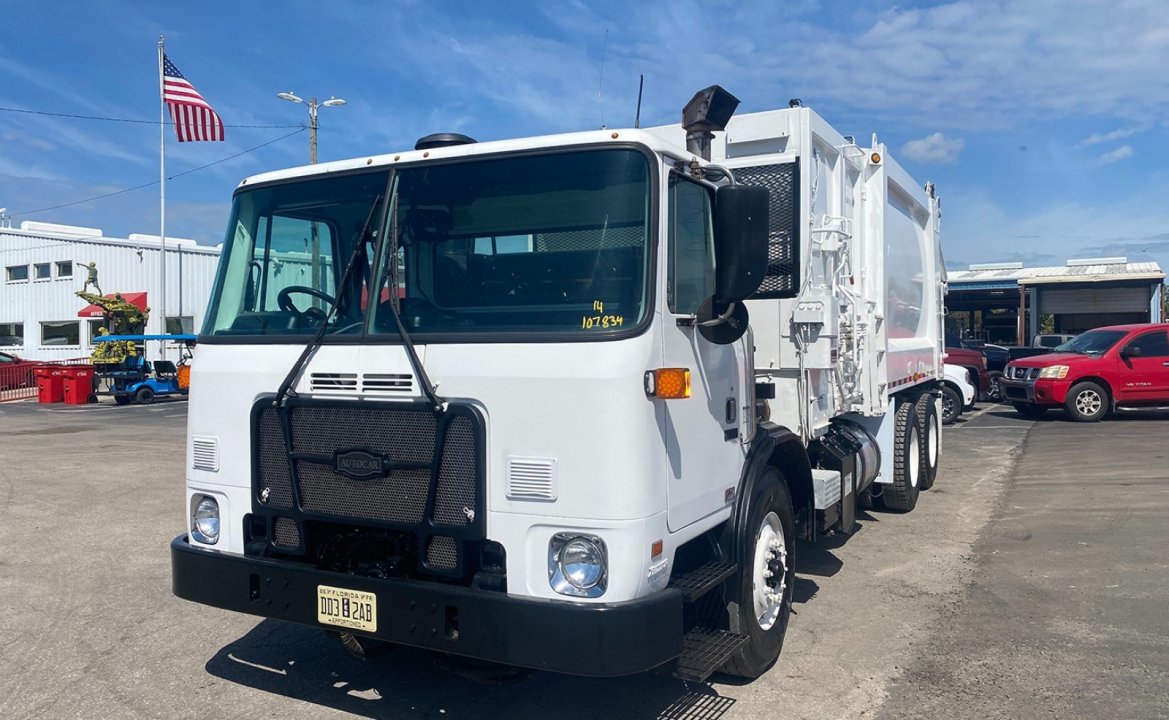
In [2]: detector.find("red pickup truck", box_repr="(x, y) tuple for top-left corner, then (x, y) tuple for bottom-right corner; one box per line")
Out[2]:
(1000, 323), (1169, 421)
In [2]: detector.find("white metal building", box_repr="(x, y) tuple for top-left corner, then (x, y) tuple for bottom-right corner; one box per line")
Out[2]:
(946, 257), (1165, 344)
(0, 220), (221, 361)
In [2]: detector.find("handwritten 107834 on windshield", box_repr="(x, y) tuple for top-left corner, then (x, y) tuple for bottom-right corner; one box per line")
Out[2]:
(582, 300), (624, 330)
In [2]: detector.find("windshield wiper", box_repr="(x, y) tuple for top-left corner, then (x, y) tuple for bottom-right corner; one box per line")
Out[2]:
(274, 195), (383, 409)
(383, 191), (446, 413)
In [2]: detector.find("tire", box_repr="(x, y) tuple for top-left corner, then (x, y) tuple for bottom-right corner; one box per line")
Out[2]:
(880, 401), (921, 513)
(326, 630), (394, 659)
(986, 371), (1004, 402)
(1012, 402), (1047, 419)
(1065, 381), (1108, 422)
(134, 387), (155, 405)
(114, 395), (132, 406)
(722, 468), (795, 679)
(939, 384), (962, 426)
(915, 392), (940, 491)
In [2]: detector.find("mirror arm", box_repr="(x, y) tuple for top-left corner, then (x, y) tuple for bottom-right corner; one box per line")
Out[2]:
(698, 301), (738, 327)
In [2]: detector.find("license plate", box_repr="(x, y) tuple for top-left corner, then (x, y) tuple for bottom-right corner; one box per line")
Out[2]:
(316, 585), (377, 632)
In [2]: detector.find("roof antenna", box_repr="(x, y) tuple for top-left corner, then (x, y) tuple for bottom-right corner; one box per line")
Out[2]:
(634, 74), (644, 128)
(597, 28), (608, 129)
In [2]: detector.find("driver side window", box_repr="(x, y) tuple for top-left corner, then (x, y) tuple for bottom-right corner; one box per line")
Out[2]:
(252, 215), (336, 311)
(1125, 330), (1169, 357)
(667, 174), (715, 315)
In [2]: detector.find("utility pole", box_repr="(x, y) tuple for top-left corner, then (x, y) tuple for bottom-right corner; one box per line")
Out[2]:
(276, 92), (346, 303)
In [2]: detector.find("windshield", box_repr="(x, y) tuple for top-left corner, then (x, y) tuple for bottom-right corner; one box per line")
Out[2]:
(202, 148), (652, 339)
(1055, 329), (1126, 354)
(203, 172), (388, 336)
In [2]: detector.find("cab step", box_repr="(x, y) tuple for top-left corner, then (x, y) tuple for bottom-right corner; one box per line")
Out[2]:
(675, 627), (750, 682)
(668, 561), (736, 603)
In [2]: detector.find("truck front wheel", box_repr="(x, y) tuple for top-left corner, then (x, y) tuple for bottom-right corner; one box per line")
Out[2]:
(723, 467), (795, 679)
(1012, 402), (1047, 419)
(1065, 381), (1108, 422)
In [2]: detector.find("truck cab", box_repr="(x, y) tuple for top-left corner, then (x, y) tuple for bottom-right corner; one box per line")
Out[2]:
(1001, 323), (1169, 421)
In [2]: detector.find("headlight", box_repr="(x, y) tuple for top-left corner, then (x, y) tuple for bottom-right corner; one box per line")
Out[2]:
(548, 533), (607, 597)
(1038, 365), (1069, 379)
(981, 355), (988, 369)
(191, 495), (220, 544)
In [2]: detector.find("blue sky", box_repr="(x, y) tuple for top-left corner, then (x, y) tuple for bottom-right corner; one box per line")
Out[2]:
(1, 0), (1167, 272)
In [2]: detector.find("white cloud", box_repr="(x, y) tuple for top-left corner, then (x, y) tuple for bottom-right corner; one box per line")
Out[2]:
(1098, 145), (1134, 163)
(1077, 128), (1138, 146)
(901, 133), (965, 164)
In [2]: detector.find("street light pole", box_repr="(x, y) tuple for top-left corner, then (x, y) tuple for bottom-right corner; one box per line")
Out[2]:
(277, 92), (346, 165)
(277, 92), (346, 304)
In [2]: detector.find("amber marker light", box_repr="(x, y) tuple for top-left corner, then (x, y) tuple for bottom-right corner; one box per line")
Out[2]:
(870, 152), (882, 164)
(651, 540), (664, 559)
(644, 368), (691, 399)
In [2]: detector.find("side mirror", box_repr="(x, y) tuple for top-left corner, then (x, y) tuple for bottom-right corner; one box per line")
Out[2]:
(695, 185), (769, 345)
(714, 184), (770, 303)
(1121, 345), (1142, 358)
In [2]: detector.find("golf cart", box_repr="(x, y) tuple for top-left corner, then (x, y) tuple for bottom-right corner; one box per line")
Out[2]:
(92, 334), (196, 405)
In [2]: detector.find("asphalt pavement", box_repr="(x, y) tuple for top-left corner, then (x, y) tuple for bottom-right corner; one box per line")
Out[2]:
(0, 398), (1166, 719)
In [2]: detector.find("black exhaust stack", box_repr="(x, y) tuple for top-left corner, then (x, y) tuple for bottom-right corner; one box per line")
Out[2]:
(681, 86), (740, 161)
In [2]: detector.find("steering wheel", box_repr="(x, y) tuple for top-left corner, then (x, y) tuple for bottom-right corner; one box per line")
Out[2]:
(277, 285), (336, 323)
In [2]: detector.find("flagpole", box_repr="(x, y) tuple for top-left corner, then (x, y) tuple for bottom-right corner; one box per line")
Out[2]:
(158, 36), (168, 350)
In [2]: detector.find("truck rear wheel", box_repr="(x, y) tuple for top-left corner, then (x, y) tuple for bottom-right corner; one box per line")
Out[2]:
(880, 401), (921, 512)
(914, 392), (939, 490)
(722, 467), (795, 679)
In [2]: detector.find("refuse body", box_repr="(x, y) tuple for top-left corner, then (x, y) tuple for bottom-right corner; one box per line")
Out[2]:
(34, 366), (65, 403)
(62, 366), (96, 405)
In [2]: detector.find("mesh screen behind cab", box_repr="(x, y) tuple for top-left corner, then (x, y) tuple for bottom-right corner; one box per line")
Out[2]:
(732, 162), (799, 298)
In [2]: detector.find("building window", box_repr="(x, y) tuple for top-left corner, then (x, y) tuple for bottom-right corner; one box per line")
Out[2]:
(0, 322), (24, 347)
(34, 263), (52, 280)
(41, 321), (80, 347)
(6, 265), (29, 282)
(166, 316), (195, 334)
(56, 261), (73, 278)
(88, 319), (107, 341)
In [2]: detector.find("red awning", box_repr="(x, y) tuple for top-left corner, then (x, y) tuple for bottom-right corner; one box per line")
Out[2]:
(77, 292), (149, 318)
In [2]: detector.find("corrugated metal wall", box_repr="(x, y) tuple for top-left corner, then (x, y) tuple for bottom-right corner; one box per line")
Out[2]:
(1037, 285), (1152, 314)
(0, 228), (221, 361)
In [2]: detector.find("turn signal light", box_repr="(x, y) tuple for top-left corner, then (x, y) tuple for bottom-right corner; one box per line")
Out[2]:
(644, 368), (691, 399)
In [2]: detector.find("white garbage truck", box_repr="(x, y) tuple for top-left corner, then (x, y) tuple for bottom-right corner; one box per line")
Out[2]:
(172, 86), (944, 681)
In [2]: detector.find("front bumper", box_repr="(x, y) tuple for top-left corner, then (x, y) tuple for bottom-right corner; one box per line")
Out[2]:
(999, 377), (1069, 405)
(171, 535), (683, 677)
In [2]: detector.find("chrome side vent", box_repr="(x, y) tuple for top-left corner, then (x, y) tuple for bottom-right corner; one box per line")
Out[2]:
(506, 457), (557, 501)
(192, 435), (219, 472)
(309, 372), (358, 393)
(362, 373), (414, 394)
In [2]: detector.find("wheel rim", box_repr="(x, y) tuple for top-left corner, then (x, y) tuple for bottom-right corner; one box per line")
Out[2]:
(989, 377), (1002, 402)
(752, 511), (787, 631)
(1075, 389), (1102, 416)
(941, 393), (955, 421)
(908, 426), (920, 488)
(927, 412), (939, 468)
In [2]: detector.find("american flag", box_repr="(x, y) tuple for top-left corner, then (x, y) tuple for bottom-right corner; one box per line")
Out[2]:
(163, 54), (224, 142)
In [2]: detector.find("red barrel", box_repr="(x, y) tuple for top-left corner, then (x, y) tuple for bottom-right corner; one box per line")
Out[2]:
(34, 366), (65, 403)
(62, 366), (96, 405)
